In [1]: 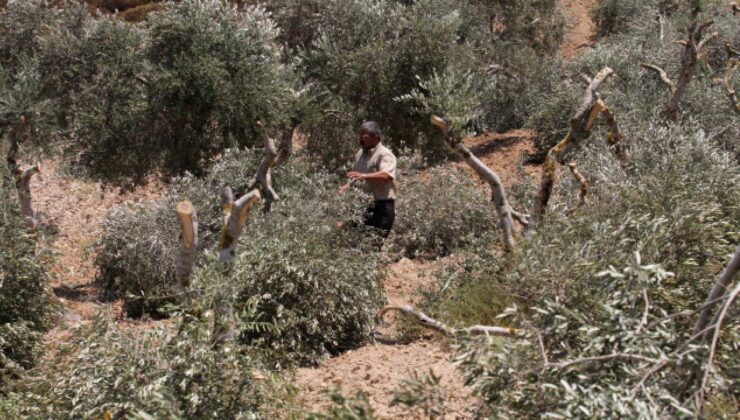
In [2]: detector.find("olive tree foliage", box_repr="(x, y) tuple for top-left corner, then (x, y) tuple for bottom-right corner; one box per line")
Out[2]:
(0, 312), (268, 418)
(435, 124), (740, 418)
(96, 148), (382, 364)
(299, 0), (480, 164)
(0, 0), (298, 182)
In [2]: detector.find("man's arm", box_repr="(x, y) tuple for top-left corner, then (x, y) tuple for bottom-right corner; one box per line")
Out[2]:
(347, 170), (393, 182)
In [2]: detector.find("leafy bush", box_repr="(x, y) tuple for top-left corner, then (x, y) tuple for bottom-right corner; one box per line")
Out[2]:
(441, 123), (739, 417)
(97, 149), (383, 363)
(0, 165), (55, 382)
(390, 165), (499, 258)
(300, 0), (479, 160)
(1, 313), (267, 418)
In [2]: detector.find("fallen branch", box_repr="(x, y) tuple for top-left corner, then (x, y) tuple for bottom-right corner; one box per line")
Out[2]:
(431, 115), (521, 252)
(379, 304), (522, 338)
(692, 244), (740, 341)
(546, 352), (661, 371)
(598, 99), (627, 161)
(640, 63), (676, 93)
(697, 281), (740, 411)
(174, 200), (198, 294)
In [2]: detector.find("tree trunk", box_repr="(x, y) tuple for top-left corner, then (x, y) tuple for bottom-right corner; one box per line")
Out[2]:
(212, 187), (261, 346)
(174, 200), (198, 294)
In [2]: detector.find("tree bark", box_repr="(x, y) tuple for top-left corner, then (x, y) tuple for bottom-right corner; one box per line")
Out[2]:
(430, 115), (523, 252)
(174, 200), (198, 294)
(664, 20), (717, 120)
(247, 121), (298, 212)
(15, 165), (39, 229)
(692, 244), (740, 342)
(713, 46), (739, 114)
(212, 187), (261, 346)
(532, 68), (614, 226)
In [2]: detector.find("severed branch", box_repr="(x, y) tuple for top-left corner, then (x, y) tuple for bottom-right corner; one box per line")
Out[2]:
(174, 200), (198, 294)
(640, 63), (677, 93)
(713, 45), (739, 114)
(598, 99), (627, 161)
(15, 164), (40, 229)
(567, 162), (588, 210)
(692, 244), (740, 342)
(247, 121), (298, 212)
(430, 115), (523, 252)
(531, 67), (614, 226)
(379, 304), (522, 338)
(212, 186), (261, 346)
(697, 281), (740, 411)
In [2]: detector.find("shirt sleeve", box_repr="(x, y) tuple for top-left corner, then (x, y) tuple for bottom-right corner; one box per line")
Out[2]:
(378, 150), (397, 180)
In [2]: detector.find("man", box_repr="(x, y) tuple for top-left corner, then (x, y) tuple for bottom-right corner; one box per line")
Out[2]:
(338, 121), (397, 240)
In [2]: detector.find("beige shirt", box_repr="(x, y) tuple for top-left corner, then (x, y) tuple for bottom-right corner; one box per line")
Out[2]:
(352, 143), (397, 201)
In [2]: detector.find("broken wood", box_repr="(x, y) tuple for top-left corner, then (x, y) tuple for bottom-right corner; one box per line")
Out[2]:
(713, 44), (739, 114)
(567, 162), (588, 210)
(212, 186), (261, 346)
(532, 67), (614, 225)
(174, 200), (198, 294)
(15, 164), (39, 229)
(640, 63), (676, 92)
(430, 115), (525, 252)
(247, 121), (298, 212)
(598, 99), (627, 161)
(692, 244), (740, 342)
(379, 304), (522, 338)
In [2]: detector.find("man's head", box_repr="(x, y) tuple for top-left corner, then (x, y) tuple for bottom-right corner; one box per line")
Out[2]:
(359, 121), (381, 150)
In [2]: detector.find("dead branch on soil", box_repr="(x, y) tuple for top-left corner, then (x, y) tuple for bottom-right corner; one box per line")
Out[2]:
(430, 115), (527, 252)
(212, 186), (261, 346)
(643, 16), (719, 120)
(379, 304), (522, 338)
(531, 67), (618, 226)
(174, 200), (198, 294)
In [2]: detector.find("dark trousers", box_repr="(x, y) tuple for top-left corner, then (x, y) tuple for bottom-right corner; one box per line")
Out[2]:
(364, 199), (395, 239)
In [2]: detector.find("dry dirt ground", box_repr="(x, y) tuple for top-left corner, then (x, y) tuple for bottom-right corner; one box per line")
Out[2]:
(34, 159), (164, 350)
(560, 0), (597, 59)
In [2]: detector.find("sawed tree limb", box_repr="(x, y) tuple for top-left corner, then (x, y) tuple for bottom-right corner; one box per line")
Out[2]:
(174, 200), (198, 294)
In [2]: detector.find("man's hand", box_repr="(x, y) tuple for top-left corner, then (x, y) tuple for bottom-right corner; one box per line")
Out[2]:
(347, 171), (365, 181)
(338, 183), (351, 194)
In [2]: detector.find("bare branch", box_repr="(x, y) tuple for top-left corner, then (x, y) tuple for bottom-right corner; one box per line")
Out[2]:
(693, 244), (740, 340)
(546, 353), (661, 371)
(532, 68), (614, 226)
(379, 304), (522, 338)
(15, 164), (39, 229)
(640, 63), (677, 93)
(175, 200), (198, 293)
(713, 57), (740, 115)
(431, 115), (520, 252)
(698, 281), (740, 411)
(567, 162), (588, 209)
